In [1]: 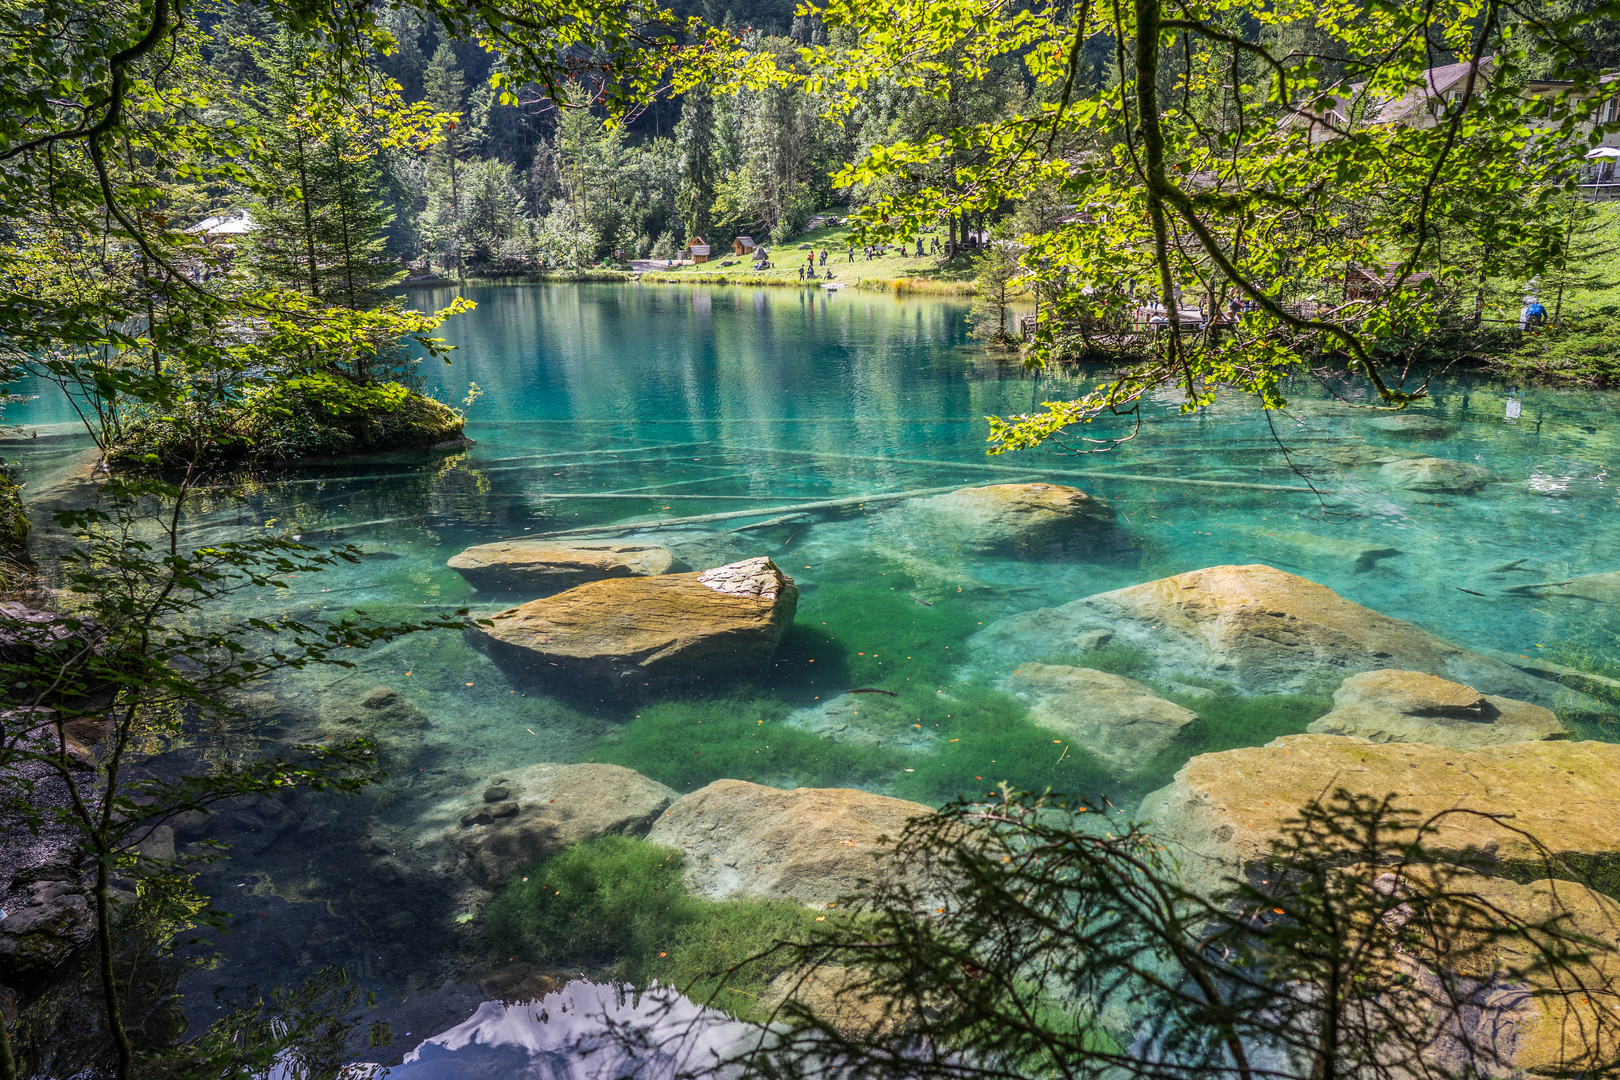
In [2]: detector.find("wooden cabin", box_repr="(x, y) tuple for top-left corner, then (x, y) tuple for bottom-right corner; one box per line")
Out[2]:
(1341, 264), (1434, 302)
(733, 236), (756, 256)
(687, 235), (711, 264)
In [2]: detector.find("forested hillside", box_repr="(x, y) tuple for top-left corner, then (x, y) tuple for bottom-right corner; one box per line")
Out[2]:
(173, 0), (1620, 291)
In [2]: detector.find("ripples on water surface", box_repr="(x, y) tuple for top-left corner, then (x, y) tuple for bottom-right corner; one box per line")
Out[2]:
(7, 283), (1617, 1074)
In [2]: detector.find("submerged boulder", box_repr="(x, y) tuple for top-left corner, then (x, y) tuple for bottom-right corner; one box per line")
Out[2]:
(1510, 569), (1620, 605)
(1378, 456), (1491, 493)
(1002, 663), (1198, 770)
(1364, 411), (1451, 438)
(318, 685), (432, 765)
(972, 564), (1590, 711)
(447, 540), (687, 594)
(908, 483), (1116, 552)
(1137, 734), (1620, 896)
(1446, 873), (1620, 1076)
(645, 780), (932, 906)
(1306, 670), (1567, 747)
(468, 557), (798, 696)
(1139, 735), (1620, 1074)
(0, 878), (93, 985)
(1231, 526), (1401, 574)
(450, 763), (678, 887)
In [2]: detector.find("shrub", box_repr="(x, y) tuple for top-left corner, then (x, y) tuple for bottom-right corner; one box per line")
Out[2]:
(1497, 309), (1620, 385)
(0, 469), (28, 553)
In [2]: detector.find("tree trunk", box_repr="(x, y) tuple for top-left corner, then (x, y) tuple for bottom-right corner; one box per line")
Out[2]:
(448, 136), (463, 280)
(0, 1015), (18, 1080)
(1553, 201), (1577, 321)
(297, 145), (319, 299)
(94, 854), (134, 1079)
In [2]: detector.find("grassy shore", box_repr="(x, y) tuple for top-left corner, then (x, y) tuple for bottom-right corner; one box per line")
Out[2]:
(405, 222), (979, 293)
(646, 220), (976, 293)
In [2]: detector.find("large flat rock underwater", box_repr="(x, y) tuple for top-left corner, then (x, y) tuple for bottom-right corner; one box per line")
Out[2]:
(1305, 669), (1568, 748)
(1137, 734), (1620, 1076)
(447, 540), (689, 595)
(419, 762), (680, 887)
(1001, 663), (1200, 769)
(1377, 455), (1493, 493)
(1138, 734), (1620, 894)
(970, 563), (1598, 713)
(645, 779), (934, 907)
(898, 482), (1120, 555)
(466, 556), (798, 697)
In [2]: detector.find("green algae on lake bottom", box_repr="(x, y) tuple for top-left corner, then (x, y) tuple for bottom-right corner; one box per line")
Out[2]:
(484, 836), (833, 1020)
(593, 695), (901, 792)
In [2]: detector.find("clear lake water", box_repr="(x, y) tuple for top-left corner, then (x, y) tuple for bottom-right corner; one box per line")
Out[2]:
(5, 282), (1618, 1073)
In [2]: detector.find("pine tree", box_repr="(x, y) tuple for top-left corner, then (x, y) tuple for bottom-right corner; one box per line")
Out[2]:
(244, 35), (403, 312)
(550, 93), (624, 265)
(244, 32), (327, 299)
(423, 42), (467, 276)
(313, 132), (405, 310)
(675, 92), (718, 243)
(968, 243), (1026, 349)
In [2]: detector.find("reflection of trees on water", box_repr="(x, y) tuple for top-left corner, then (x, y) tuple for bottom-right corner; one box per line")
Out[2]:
(180, 450), (504, 549)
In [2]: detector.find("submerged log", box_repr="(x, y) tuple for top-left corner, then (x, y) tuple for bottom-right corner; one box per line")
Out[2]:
(720, 444), (1319, 493)
(522, 483), (1029, 540)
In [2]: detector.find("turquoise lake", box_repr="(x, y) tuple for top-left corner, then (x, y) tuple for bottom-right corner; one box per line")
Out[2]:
(5, 282), (1617, 1070)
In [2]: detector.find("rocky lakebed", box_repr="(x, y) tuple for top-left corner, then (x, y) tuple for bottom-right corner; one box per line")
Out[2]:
(4, 286), (1619, 1073)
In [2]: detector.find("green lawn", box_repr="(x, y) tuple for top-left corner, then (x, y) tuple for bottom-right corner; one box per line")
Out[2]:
(1556, 199), (1620, 315)
(646, 220), (976, 293)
